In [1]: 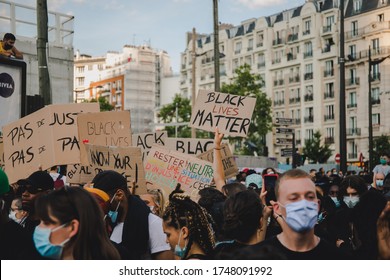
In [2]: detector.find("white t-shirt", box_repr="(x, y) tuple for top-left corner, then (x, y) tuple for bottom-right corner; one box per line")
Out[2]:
(110, 213), (170, 255)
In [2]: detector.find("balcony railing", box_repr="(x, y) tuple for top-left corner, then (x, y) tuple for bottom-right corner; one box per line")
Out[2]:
(272, 58), (281, 64)
(324, 114), (335, 121)
(348, 77), (360, 86)
(322, 25), (332, 33)
(287, 33), (299, 42)
(304, 116), (314, 123)
(234, 49), (241, 55)
(371, 73), (381, 82)
(278, 79), (284, 85)
(304, 94), (313, 101)
(272, 38), (284, 46)
(296, 139), (301, 145)
(247, 47), (253, 51)
(303, 30), (310, 36)
(274, 100), (285, 106)
(295, 118), (301, 125)
(347, 128), (361, 136)
(257, 62), (266, 68)
(325, 137), (335, 144)
(348, 153), (358, 159)
(304, 73), (313, 80)
(287, 53), (297, 61)
(303, 51), (313, 58)
(324, 91), (334, 99)
(324, 69), (334, 77)
(347, 103), (357, 108)
(257, 42), (264, 48)
(372, 98), (381, 105)
(289, 97), (301, 104)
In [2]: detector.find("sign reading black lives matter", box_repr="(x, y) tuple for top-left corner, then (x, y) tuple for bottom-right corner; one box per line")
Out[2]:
(0, 59), (26, 130)
(189, 90), (256, 137)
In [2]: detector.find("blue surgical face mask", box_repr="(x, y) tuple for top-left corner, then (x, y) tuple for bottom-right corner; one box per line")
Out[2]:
(174, 229), (187, 259)
(33, 223), (70, 259)
(107, 193), (120, 224)
(8, 210), (22, 223)
(344, 196), (359, 208)
(330, 196), (341, 208)
(376, 180), (384, 188)
(279, 199), (319, 233)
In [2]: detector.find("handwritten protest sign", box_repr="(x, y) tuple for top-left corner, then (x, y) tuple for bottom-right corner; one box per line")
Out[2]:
(2, 103), (99, 183)
(85, 144), (147, 194)
(132, 131), (167, 161)
(67, 164), (95, 185)
(0, 136), (4, 171)
(166, 137), (214, 155)
(197, 143), (238, 178)
(189, 90), (256, 137)
(78, 111), (132, 165)
(144, 145), (214, 201)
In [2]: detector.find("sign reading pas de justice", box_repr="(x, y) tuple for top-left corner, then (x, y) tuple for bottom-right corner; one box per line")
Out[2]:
(190, 90), (256, 137)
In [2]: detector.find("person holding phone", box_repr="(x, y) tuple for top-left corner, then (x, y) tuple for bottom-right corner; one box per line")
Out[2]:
(256, 169), (347, 259)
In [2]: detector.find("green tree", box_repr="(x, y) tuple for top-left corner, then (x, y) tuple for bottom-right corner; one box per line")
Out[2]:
(373, 135), (390, 165)
(157, 94), (192, 138)
(85, 96), (114, 111)
(302, 130), (333, 163)
(221, 64), (272, 155)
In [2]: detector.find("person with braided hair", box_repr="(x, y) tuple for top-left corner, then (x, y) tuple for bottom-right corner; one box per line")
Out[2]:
(162, 193), (216, 260)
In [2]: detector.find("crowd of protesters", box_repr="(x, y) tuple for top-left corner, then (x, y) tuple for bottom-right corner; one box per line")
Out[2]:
(1, 131), (390, 260)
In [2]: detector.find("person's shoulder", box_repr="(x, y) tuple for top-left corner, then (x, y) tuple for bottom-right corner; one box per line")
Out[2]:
(316, 238), (351, 259)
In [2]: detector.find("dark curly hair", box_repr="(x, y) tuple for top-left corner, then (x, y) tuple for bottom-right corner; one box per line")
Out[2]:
(162, 193), (215, 259)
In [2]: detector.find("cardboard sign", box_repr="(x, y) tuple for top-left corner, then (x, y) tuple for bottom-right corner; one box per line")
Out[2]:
(132, 131), (167, 161)
(0, 136), (4, 171)
(144, 145), (214, 201)
(2, 103), (99, 183)
(67, 164), (95, 185)
(85, 144), (147, 195)
(78, 111), (132, 165)
(197, 143), (238, 178)
(190, 90), (256, 137)
(166, 137), (214, 155)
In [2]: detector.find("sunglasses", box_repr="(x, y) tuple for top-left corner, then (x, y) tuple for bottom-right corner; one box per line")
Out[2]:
(18, 185), (44, 194)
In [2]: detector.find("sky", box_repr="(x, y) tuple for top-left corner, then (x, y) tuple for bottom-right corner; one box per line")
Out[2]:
(10, 0), (305, 72)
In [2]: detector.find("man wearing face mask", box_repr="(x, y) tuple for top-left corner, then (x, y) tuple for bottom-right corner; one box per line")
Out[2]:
(255, 169), (347, 259)
(0, 33), (23, 59)
(92, 170), (173, 260)
(372, 154), (390, 189)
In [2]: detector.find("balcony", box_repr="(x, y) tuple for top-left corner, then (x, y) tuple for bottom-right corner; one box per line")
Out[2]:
(295, 118), (301, 125)
(257, 62), (266, 69)
(322, 45), (332, 53)
(324, 91), (334, 99)
(372, 98), (381, 105)
(247, 47), (253, 51)
(324, 69), (334, 77)
(325, 137), (335, 144)
(324, 114), (335, 121)
(304, 73), (313, 80)
(235, 49), (241, 55)
(347, 128), (361, 136)
(181, 64), (186, 70)
(289, 75), (300, 83)
(274, 100), (285, 106)
(296, 139), (301, 145)
(272, 38), (284, 46)
(272, 58), (281, 64)
(278, 79), (284, 86)
(347, 103), (357, 108)
(322, 25), (332, 33)
(303, 51), (313, 58)
(289, 97), (301, 104)
(287, 33), (299, 42)
(257, 42), (264, 48)
(304, 116), (314, 123)
(371, 73), (381, 82)
(348, 153), (358, 159)
(287, 53), (297, 61)
(348, 77), (360, 86)
(304, 94), (313, 102)
(303, 30), (310, 36)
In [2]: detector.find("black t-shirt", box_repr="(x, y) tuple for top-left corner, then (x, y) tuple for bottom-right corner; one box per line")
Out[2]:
(256, 235), (348, 260)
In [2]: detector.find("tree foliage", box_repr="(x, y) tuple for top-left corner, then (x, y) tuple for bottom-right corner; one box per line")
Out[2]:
(86, 96), (114, 112)
(221, 64), (272, 155)
(302, 130), (333, 164)
(373, 135), (390, 164)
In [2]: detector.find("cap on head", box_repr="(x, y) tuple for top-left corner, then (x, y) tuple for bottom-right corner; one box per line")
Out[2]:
(17, 170), (54, 192)
(0, 168), (10, 196)
(92, 170), (128, 193)
(245, 174), (262, 189)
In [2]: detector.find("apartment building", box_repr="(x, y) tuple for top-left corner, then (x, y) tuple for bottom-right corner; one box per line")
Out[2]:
(74, 45), (176, 133)
(180, 0), (390, 165)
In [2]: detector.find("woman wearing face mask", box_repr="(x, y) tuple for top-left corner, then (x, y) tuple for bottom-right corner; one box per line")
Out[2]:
(162, 193), (216, 260)
(34, 187), (120, 259)
(332, 175), (368, 257)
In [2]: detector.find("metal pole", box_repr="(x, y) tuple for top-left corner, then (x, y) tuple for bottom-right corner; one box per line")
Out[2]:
(175, 103), (178, 137)
(292, 131), (296, 169)
(37, 0), (51, 105)
(368, 47), (373, 172)
(213, 0), (220, 91)
(191, 28), (197, 138)
(339, 0), (347, 174)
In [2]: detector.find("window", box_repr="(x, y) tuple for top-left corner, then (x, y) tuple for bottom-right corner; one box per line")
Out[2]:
(304, 18), (311, 35)
(326, 127), (334, 138)
(305, 129), (314, 140)
(349, 116), (357, 129)
(325, 82), (334, 98)
(348, 141), (358, 159)
(353, 0), (361, 13)
(372, 87), (380, 104)
(235, 41), (242, 54)
(326, 15), (334, 27)
(348, 92), (357, 107)
(325, 60), (334, 76)
(256, 32), (264, 47)
(98, 64), (104, 70)
(304, 64), (313, 80)
(348, 45), (356, 60)
(372, 38), (380, 52)
(77, 66), (85, 73)
(378, 14), (384, 22)
(372, 113), (380, 125)
(88, 65), (93, 71)
(248, 38), (253, 51)
(349, 68), (358, 85)
(304, 41), (313, 58)
(304, 107), (314, 122)
(76, 77), (85, 86)
(325, 105), (335, 120)
(352, 21), (358, 36)
(372, 64), (380, 81)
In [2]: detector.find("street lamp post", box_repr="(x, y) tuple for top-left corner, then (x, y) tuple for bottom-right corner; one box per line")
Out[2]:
(191, 28), (197, 138)
(213, 0), (220, 91)
(339, 0), (347, 175)
(367, 46), (390, 172)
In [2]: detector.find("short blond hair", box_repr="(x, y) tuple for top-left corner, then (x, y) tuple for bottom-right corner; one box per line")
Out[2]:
(275, 169), (311, 200)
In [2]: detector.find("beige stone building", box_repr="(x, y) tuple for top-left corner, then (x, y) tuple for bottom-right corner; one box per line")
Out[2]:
(180, 0), (390, 166)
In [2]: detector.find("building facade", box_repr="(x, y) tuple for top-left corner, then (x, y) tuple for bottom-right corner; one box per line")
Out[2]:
(74, 45), (178, 133)
(180, 0), (390, 166)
